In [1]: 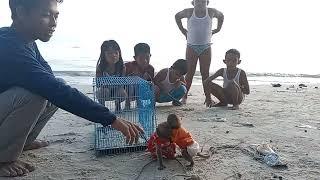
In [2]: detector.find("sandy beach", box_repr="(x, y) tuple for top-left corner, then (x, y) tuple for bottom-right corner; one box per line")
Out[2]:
(9, 83), (320, 180)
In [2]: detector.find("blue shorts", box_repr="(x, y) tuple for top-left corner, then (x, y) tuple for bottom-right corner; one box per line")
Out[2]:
(158, 85), (187, 103)
(187, 44), (211, 56)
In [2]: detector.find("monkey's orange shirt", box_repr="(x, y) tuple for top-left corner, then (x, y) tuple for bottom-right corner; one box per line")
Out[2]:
(171, 127), (194, 149)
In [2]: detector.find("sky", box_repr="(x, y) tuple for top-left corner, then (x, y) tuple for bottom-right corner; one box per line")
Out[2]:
(1, 0), (320, 74)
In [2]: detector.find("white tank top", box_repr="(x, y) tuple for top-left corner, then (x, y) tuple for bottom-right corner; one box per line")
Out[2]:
(223, 68), (242, 88)
(159, 68), (176, 93)
(187, 9), (212, 45)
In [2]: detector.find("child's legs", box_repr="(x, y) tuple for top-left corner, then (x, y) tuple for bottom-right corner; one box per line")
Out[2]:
(225, 81), (243, 106)
(96, 87), (110, 105)
(154, 85), (161, 101)
(115, 88), (127, 111)
(170, 85), (187, 101)
(204, 81), (227, 105)
(184, 46), (199, 99)
(199, 47), (212, 95)
(157, 85), (187, 103)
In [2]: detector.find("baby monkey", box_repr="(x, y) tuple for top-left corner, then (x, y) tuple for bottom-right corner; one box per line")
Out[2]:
(147, 122), (176, 170)
(167, 114), (210, 167)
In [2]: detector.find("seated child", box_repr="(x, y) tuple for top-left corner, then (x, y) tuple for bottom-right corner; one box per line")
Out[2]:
(154, 59), (188, 106)
(167, 114), (209, 167)
(204, 49), (250, 110)
(147, 122), (176, 170)
(125, 43), (154, 81)
(95, 40), (127, 111)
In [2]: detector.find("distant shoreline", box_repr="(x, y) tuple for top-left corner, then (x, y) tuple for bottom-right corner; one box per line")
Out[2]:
(53, 70), (320, 79)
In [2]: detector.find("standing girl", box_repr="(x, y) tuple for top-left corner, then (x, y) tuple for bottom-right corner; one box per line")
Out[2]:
(175, 0), (224, 105)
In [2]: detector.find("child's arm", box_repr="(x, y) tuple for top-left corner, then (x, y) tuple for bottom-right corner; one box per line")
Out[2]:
(144, 66), (155, 81)
(240, 70), (250, 95)
(156, 143), (166, 170)
(209, 8), (224, 35)
(179, 76), (186, 86)
(204, 68), (223, 85)
(175, 9), (192, 39)
(153, 69), (168, 92)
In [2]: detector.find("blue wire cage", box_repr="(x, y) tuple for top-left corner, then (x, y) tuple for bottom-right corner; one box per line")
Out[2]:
(93, 76), (156, 155)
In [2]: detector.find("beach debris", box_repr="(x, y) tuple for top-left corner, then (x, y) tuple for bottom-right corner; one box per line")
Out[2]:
(52, 132), (77, 136)
(315, 86), (318, 89)
(271, 83), (281, 87)
(181, 108), (195, 112)
(170, 174), (201, 180)
(225, 130), (230, 134)
(232, 122), (254, 127)
(298, 83), (307, 88)
(197, 117), (226, 122)
(295, 124), (320, 130)
(242, 144), (287, 168)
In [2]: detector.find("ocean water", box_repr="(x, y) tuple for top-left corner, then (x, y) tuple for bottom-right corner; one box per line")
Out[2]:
(54, 71), (320, 86)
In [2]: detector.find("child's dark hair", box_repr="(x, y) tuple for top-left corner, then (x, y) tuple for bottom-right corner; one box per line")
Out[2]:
(171, 59), (188, 75)
(96, 40), (124, 77)
(167, 114), (181, 129)
(225, 49), (240, 59)
(9, 0), (63, 20)
(134, 43), (150, 56)
(156, 122), (171, 139)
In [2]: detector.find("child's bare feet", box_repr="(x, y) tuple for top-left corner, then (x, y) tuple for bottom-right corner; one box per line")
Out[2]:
(0, 160), (35, 177)
(204, 98), (214, 107)
(207, 101), (227, 108)
(181, 97), (187, 105)
(228, 105), (239, 110)
(23, 140), (49, 151)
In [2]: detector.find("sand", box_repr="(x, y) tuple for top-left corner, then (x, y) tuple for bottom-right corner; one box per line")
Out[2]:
(9, 84), (320, 180)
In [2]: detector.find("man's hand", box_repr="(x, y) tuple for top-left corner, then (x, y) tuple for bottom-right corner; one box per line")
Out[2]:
(111, 117), (144, 144)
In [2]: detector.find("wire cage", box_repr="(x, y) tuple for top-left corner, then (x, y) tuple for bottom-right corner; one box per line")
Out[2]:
(93, 76), (156, 155)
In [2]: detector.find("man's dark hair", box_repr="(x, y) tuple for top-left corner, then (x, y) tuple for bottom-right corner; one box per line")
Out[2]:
(134, 43), (150, 56)
(171, 59), (188, 75)
(225, 49), (240, 59)
(9, 0), (63, 19)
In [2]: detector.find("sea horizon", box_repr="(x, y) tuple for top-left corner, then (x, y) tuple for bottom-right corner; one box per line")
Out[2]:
(53, 70), (320, 86)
